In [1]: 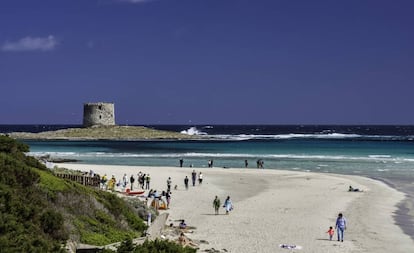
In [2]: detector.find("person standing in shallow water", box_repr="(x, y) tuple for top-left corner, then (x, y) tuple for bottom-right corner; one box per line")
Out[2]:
(213, 196), (221, 215)
(335, 213), (347, 242)
(179, 158), (183, 167)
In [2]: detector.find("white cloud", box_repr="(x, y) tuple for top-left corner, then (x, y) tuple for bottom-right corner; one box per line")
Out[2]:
(1, 35), (58, 52)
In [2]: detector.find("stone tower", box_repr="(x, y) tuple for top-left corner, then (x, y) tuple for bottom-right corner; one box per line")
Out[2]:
(83, 102), (115, 127)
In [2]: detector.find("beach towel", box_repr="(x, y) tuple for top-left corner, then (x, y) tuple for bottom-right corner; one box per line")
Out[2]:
(279, 244), (302, 250)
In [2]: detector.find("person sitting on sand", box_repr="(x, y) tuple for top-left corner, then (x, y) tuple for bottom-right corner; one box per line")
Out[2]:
(178, 232), (198, 248)
(179, 219), (187, 229)
(349, 185), (362, 192)
(147, 189), (154, 198)
(153, 190), (160, 199)
(178, 232), (186, 245)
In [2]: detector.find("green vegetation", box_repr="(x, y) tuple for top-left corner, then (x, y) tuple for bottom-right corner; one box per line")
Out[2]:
(7, 125), (196, 140)
(0, 136), (193, 252)
(0, 136), (198, 252)
(103, 238), (197, 253)
(0, 136), (146, 252)
(0, 136), (66, 253)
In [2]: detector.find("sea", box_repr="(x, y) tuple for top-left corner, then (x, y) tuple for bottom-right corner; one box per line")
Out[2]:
(1, 124), (414, 238)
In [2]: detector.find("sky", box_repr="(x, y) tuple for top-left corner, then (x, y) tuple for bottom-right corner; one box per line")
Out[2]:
(0, 0), (413, 125)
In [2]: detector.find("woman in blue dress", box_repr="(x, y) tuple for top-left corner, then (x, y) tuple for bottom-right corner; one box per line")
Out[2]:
(224, 196), (233, 215)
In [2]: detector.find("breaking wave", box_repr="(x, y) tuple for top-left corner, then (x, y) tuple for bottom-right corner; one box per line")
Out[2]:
(180, 127), (207, 135)
(179, 127), (412, 141)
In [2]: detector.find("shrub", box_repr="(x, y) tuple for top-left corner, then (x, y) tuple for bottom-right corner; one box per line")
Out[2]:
(40, 210), (64, 237)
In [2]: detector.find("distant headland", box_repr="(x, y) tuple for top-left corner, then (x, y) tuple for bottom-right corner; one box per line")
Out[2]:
(6, 102), (197, 140)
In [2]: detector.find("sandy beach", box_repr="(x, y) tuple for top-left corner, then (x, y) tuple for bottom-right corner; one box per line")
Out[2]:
(59, 163), (414, 253)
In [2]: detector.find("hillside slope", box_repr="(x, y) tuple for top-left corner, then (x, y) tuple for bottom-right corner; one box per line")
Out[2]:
(0, 136), (147, 252)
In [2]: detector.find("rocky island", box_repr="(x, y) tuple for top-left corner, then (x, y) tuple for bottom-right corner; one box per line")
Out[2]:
(7, 125), (197, 140)
(6, 103), (198, 140)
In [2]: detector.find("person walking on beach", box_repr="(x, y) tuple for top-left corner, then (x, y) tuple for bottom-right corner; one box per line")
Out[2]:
(179, 158), (184, 167)
(108, 175), (116, 191)
(101, 174), (108, 190)
(130, 174), (135, 190)
(223, 196), (233, 215)
(198, 172), (203, 185)
(335, 213), (347, 242)
(244, 159), (248, 168)
(145, 174), (151, 190)
(138, 171), (143, 189)
(191, 170), (197, 186)
(167, 177), (172, 192)
(213, 196), (221, 215)
(122, 173), (128, 189)
(184, 176), (189, 190)
(166, 191), (171, 209)
(327, 226), (334, 241)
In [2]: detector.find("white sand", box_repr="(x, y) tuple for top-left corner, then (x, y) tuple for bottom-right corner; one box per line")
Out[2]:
(59, 163), (414, 253)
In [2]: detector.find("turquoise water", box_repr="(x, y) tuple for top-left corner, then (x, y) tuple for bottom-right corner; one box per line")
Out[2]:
(24, 138), (414, 179)
(10, 124), (414, 238)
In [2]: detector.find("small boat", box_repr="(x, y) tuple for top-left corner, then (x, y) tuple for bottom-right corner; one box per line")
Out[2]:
(123, 189), (145, 195)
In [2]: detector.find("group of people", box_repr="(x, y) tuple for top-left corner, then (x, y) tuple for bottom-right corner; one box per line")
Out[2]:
(184, 170), (203, 189)
(99, 172), (153, 192)
(99, 174), (118, 191)
(147, 189), (171, 210)
(324, 186), (361, 242)
(256, 159), (264, 168)
(324, 186), (360, 242)
(179, 158), (214, 168)
(213, 196), (233, 215)
(179, 158), (271, 169)
(136, 171), (151, 190)
(326, 213), (347, 242)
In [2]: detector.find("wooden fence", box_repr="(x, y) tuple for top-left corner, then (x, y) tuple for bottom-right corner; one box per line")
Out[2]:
(54, 173), (101, 187)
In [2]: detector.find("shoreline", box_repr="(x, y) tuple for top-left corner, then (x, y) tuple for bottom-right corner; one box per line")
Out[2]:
(58, 163), (414, 253)
(369, 176), (414, 242)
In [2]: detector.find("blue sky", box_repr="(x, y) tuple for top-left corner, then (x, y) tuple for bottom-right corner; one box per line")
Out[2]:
(1, 0), (413, 125)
